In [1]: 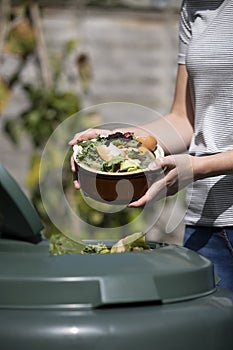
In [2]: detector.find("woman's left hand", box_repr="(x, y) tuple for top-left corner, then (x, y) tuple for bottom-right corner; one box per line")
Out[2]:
(128, 154), (195, 207)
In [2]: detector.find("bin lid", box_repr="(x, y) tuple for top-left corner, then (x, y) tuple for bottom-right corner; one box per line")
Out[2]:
(0, 164), (43, 243)
(0, 239), (216, 308)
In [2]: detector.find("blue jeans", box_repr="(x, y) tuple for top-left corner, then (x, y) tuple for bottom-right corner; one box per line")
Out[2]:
(184, 225), (233, 291)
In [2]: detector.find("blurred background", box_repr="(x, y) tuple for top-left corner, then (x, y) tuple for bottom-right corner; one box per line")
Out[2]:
(0, 0), (185, 245)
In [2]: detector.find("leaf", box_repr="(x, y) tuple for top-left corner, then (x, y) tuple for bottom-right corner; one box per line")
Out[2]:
(49, 234), (110, 255)
(49, 233), (86, 255)
(64, 39), (79, 54)
(110, 232), (149, 253)
(25, 153), (41, 190)
(5, 20), (36, 56)
(0, 78), (10, 112)
(101, 156), (124, 172)
(3, 119), (22, 145)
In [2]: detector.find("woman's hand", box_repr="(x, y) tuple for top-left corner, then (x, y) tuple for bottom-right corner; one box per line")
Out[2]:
(128, 154), (195, 207)
(68, 128), (112, 146)
(69, 128), (112, 189)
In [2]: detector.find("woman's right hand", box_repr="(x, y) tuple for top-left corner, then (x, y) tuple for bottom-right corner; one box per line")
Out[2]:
(68, 128), (112, 189)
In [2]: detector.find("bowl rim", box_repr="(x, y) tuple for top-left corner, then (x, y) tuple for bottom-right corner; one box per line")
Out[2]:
(73, 143), (164, 177)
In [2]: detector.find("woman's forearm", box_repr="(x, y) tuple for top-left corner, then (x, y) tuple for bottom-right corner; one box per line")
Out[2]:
(142, 112), (193, 155)
(113, 112), (193, 155)
(192, 150), (233, 180)
(141, 64), (194, 155)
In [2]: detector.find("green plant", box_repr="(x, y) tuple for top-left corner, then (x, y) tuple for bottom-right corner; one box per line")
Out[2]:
(2, 3), (81, 237)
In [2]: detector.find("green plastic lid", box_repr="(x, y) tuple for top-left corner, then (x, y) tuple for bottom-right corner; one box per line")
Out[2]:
(0, 240), (216, 308)
(0, 164), (43, 243)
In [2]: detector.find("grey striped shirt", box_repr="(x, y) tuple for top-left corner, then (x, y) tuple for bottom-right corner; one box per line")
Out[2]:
(178, 0), (233, 226)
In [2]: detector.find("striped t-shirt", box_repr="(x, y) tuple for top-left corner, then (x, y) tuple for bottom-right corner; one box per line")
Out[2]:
(178, 0), (233, 226)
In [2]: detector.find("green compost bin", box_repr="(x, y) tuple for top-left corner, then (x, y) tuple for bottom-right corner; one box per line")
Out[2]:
(1, 163), (233, 350)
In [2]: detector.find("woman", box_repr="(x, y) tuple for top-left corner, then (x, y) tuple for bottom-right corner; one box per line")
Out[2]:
(69, 0), (233, 290)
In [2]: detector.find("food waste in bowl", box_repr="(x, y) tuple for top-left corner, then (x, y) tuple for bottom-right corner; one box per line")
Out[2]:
(72, 132), (164, 204)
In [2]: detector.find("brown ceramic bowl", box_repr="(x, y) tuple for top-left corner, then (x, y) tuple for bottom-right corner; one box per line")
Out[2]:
(74, 144), (164, 204)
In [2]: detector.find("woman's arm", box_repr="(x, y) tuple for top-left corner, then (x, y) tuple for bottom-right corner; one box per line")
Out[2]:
(142, 64), (194, 154)
(193, 151), (233, 180)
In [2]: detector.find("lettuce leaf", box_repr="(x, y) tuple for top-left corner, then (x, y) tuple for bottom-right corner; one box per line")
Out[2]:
(101, 156), (124, 172)
(119, 159), (141, 172)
